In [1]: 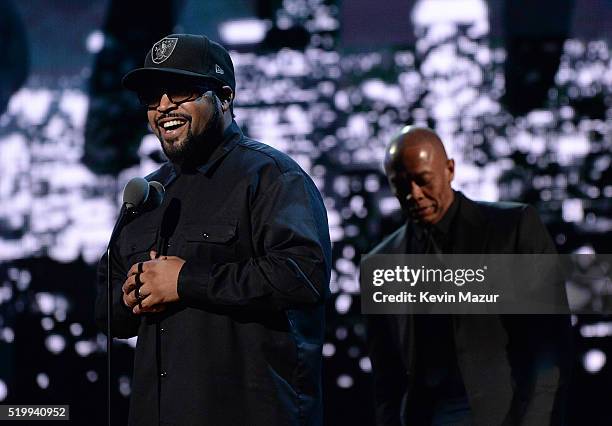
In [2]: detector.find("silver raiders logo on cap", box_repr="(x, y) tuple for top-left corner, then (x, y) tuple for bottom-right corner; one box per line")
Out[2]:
(151, 37), (178, 64)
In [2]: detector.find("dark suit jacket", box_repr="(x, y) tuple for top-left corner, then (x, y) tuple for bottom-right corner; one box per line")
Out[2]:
(366, 192), (571, 426)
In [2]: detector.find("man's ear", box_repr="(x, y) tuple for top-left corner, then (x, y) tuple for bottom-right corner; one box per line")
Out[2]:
(446, 158), (455, 182)
(220, 86), (233, 112)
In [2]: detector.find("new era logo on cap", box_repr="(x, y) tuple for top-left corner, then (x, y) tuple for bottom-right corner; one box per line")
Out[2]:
(151, 37), (178, 64)
(215, 64), (224, 74)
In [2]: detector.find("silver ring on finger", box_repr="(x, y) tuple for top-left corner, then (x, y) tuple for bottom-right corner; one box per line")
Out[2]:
(135, 285), (143, 301)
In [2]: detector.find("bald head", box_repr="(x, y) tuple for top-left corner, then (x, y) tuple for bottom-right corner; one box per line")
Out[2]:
(384, 127), (455, 224)
(385, 127), (448, 169)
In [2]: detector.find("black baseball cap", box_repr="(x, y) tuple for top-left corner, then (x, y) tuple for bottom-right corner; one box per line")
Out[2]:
(122, 34), (235, 92)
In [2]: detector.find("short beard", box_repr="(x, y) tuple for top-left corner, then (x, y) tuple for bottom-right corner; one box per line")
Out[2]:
(159, 96), (225, 168)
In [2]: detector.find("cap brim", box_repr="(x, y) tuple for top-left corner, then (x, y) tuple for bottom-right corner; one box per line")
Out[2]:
(122, 67), (227, 91)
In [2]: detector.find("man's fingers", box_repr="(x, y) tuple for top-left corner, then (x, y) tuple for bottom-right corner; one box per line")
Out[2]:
(127, 263), (139, 277)
(122, 276), (129, 293)
(133, 300), (166, 315)
(123, 278), (153, 309)
(123, 268), (154, 294)
(124, 289), (139, 309)
(139, 285), (161, 307)
(127, 261), (148, 277)
(123, 292), (132, 308)
(139, 296), (151, 309)
(122, 274), (137, 294)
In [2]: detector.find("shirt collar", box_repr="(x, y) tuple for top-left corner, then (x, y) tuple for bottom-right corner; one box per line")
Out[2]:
(411, 190), (460, 239)
(432, 190), (459, 236)
(171, 120), (243, 177)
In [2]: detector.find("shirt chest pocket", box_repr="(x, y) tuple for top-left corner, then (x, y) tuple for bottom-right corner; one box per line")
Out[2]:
(119, 229), (158, 267)
(180, 222), (238, 264)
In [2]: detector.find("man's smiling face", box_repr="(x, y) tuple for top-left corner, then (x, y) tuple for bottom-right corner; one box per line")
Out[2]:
(144, 83), (222, 163)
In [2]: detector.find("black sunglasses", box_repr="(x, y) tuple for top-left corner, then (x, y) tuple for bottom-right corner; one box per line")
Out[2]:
(137, 84), (218, 109)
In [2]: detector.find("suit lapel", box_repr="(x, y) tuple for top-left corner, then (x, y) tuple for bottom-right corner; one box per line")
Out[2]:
(388, 225), (407, 254)
(379, 225), (417, 376)
(451, 192), (489, 254)
(395, 225), (416, 375)
(451, 193), (514, 423)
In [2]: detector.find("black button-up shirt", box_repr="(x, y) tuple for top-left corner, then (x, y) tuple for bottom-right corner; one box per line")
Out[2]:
(409, 193), (468, 420)
(409, 191), (460, 254)
(95, 121), (332, 426)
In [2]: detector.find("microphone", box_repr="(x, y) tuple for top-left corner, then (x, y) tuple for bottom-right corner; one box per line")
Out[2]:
(149, 181), (166, 209)
(122, 177), (165, 212)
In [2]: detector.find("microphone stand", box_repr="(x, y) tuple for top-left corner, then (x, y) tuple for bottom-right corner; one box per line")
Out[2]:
(104, 178), (164, 426)
(106, 205), (137, 426)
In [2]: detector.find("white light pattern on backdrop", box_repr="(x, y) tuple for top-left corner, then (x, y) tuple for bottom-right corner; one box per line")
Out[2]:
(583, 349), (607, 373)
(219, 19), (269, 44)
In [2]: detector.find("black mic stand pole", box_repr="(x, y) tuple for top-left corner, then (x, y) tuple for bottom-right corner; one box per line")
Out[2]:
(105, 177), (164, 426)
(106, 206), (137, 426)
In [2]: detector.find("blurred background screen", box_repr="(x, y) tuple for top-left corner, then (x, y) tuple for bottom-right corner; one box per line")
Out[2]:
(0, 0), (610, 424)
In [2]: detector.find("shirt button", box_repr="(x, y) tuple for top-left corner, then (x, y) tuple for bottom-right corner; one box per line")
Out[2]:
(160, 327), (165, 333)
(202, 233), (209, 239)
(160, 371), (167, 378)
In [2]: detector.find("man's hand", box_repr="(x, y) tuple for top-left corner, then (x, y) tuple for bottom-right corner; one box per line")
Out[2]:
(122, 250), (186, 314)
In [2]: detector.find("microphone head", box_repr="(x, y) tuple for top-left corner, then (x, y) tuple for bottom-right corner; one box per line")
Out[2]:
(123, 177), (149, 209)
(148, 181), (165, 209)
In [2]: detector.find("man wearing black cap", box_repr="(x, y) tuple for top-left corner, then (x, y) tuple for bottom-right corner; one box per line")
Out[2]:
(95, 34), (331, 426)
